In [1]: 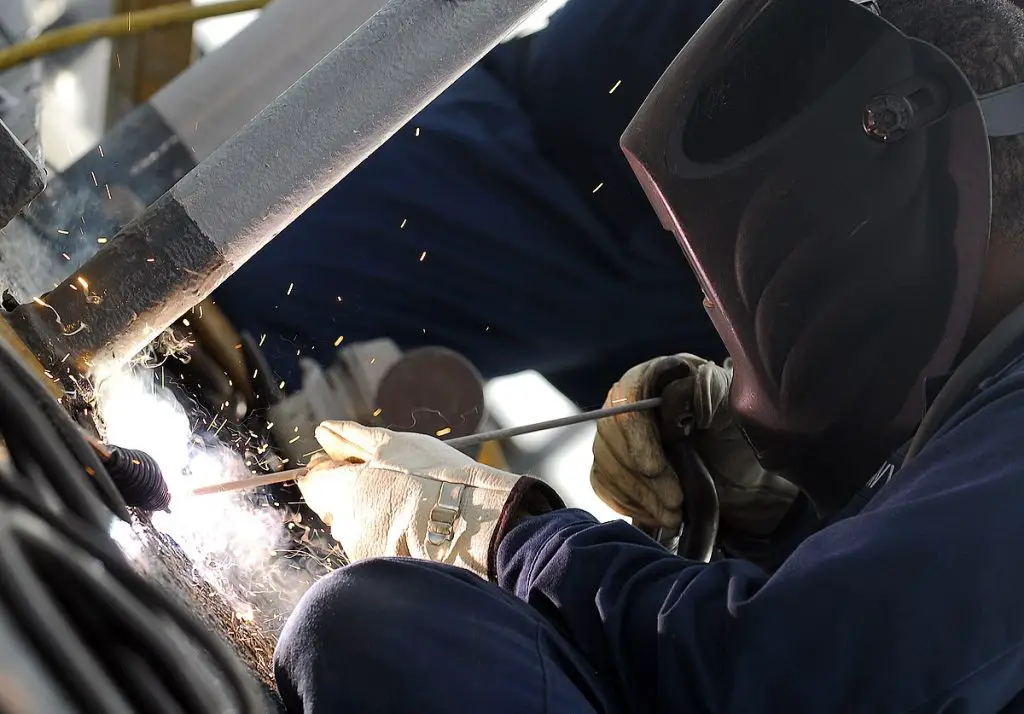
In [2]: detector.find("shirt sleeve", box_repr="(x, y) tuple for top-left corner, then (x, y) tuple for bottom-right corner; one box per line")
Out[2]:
(494, 367), (1024, 713)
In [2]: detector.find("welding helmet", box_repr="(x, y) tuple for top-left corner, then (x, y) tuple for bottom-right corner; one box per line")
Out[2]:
(622, 0), (1024, 513)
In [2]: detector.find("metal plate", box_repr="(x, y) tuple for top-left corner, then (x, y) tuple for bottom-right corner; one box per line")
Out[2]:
(374, 347), (485, 439)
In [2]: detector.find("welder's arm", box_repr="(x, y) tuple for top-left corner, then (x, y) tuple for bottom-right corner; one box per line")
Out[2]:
(492, 376), (1024, 713)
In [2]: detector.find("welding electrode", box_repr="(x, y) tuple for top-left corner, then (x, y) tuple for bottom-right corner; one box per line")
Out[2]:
(91, 442), (172, 511)
(192, 397), (663, 496)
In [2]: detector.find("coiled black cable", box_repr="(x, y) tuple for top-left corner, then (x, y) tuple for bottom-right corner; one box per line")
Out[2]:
(0, 338), (263, 713)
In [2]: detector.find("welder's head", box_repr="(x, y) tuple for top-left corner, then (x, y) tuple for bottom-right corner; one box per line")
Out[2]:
(622, 0), (1024, 513)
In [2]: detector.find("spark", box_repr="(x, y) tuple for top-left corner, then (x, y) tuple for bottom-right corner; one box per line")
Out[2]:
(259, 333), (266, 347)
(90, 171), (98, 186)
(57, 229), (69, 235)
(593, 182), (604, 194)
(146, 258), (155, 263)
(415, 127), (420, 137)
(419, 251), (427, 262)
(115, 52), (120, 69)
(372, 408), (382, 417)
(279, 380), (285, 390)
(286, 283), (294, 296)
(61, 253), (71, 261)
(609, 79), (622, 94)
(98, 145), (104, 157)
(106, 185), (112, 200)
(97, 237), (108, 244)
(435, 427), (452, 437)
(252, 369), (259, 379)
(182, 318), (190, 327)
(32, 297), (61, 324)
(76, 276), (89, 290)
(288, 435), (301, 444)
(400, 218), (407, 229)
(333, 335), (344, 347)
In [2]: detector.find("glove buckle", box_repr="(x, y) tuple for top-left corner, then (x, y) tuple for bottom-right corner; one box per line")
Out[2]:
(426, 482), (465, 546)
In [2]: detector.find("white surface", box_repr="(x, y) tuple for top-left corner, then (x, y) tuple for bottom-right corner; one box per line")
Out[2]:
(193, 0), (571, 52)
(486, 371), (621, 522)
(158, 0), (386, 162)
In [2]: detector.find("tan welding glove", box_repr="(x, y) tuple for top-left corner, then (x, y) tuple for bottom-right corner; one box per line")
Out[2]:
(591, 354), (799, 538)
(297, 421), (522, 579)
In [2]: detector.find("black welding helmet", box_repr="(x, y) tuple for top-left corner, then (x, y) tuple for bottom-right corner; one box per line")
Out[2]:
(622, 0), (1024, 512)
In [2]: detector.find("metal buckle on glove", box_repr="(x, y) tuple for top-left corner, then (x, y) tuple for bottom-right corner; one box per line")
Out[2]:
(426, 482), (465, 546)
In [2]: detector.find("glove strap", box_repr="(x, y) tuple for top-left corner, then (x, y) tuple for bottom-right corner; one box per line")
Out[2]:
(426, 482), (465, 546)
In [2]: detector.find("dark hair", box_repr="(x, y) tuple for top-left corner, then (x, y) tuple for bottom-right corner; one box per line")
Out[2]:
(883, 0), (1024, 250)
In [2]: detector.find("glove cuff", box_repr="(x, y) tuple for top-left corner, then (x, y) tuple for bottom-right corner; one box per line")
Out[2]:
(487, 477), (564, 580)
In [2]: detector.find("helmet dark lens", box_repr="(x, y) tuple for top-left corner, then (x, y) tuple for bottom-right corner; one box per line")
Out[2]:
(682, 0), (881, 163)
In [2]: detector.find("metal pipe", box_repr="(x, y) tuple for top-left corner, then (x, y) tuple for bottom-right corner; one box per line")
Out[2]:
(8, 0), (548, 372)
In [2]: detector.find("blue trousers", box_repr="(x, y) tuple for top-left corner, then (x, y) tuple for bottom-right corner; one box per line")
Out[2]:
(273, 559), (618, 714)
(213, 0), (722, 407)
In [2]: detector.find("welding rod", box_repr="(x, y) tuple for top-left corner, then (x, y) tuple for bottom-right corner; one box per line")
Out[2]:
(191, 397), (662, 496)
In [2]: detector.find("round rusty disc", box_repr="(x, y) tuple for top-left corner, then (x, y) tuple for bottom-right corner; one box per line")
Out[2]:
(373, 347), (485, 439)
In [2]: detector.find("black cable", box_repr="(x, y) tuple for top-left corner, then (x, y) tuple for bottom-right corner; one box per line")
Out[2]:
(0, 336), (263, 712)
(0, 337), (128, 521)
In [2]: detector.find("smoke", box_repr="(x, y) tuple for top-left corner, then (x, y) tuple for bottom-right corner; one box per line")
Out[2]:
(95, 369), (317, 633)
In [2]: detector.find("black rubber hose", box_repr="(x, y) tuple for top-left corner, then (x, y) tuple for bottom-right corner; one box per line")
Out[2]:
(100, 446), (172, 511)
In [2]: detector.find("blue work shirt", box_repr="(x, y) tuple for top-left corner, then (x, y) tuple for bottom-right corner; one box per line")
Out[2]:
(497, 353), (1024, 712)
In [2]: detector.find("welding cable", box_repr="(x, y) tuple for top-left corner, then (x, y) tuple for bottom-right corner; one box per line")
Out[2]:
(0, 337), (129, 521)
(0, 367), (261, 710)
(0, 0), (271, 72)
(0, 479), (262, 712)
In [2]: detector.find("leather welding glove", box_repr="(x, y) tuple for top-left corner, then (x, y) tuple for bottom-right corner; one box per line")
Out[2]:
(297, 421), (558, 579)
(591, 354), (799, 539)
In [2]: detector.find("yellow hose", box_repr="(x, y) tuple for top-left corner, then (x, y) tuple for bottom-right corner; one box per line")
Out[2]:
(0, 0), (271, 73)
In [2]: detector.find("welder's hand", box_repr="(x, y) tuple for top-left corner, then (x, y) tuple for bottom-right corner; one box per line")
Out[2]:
(591, 354), (799, 538)
(297, 421), (522, 579)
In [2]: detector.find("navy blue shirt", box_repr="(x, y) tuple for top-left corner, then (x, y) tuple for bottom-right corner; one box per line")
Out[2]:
(497, 353), (1024, 712)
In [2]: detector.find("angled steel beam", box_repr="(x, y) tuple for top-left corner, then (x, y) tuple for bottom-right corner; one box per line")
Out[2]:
(8, 0), (547, 372)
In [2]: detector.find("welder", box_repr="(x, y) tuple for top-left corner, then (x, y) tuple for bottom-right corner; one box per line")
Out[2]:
(273, 0), (1024, 712)
(212, 0), (725, 407)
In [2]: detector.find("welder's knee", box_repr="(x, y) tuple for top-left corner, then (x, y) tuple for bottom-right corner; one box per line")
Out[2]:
(273, 558), (610, 713)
